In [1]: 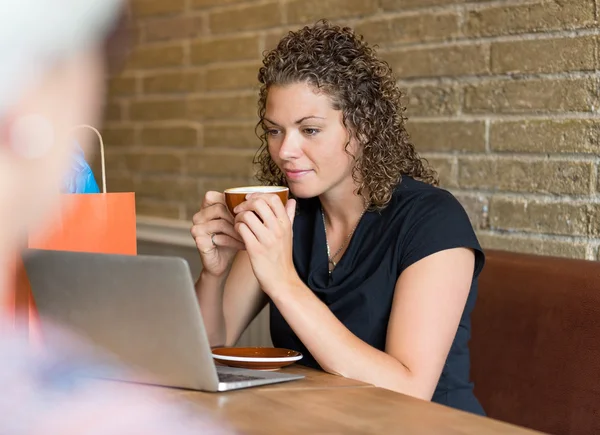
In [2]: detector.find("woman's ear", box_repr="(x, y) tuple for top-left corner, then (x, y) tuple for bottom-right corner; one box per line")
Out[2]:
(343, 129), (363, 162)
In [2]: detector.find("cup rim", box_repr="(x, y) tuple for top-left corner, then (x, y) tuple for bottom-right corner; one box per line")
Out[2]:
(224, 186), (289, 194)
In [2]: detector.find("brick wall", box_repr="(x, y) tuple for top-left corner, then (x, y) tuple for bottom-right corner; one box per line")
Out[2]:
(101, 0), (600, 260)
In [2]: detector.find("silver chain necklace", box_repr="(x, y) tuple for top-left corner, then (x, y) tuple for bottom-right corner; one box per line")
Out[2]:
(321, 206), (367, 276)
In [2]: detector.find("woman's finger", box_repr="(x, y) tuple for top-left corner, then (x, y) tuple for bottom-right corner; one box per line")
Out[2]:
(192, 202), (234, 225)
(246, 197), (280, 231)
(235, 210), (271, 244)
(235, 222), (259, 252)
(285, 198), (297, 226)
(240, 193), (289, 226)
(191, 219), (243, 244)
(210, 233), (246, 251)
(201, 190), (227, 209)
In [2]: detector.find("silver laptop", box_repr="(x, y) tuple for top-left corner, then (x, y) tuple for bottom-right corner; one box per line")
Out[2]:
(22, 249), (304, 392)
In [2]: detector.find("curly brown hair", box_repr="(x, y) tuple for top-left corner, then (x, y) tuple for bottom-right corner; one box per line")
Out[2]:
(254, 19), (438, 210)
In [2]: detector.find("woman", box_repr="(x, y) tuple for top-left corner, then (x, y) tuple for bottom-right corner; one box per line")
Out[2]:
(0, 1), (228, 432)
(192, 20), (485, 416)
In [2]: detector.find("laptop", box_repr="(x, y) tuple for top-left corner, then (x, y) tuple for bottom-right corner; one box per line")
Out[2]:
(22, 249), (304, 392)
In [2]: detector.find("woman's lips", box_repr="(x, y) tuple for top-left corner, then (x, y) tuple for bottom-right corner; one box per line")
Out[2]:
(285, 169), (312, 180)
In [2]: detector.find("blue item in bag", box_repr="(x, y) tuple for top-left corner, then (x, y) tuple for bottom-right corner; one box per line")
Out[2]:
(61, 141), (100, 194)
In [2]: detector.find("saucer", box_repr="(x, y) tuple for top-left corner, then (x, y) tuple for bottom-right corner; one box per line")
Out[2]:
(212, 347), (303, 370)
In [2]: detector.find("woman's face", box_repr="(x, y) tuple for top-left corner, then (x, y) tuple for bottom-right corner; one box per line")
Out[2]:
(0, 47), (105, 251)
(264, 82), (359, 200)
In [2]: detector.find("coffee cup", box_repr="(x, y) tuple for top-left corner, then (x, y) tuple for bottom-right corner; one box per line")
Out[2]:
(224, 186), (289, 216)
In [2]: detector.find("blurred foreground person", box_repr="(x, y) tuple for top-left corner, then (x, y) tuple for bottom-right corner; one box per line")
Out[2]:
(0, 1), (234, 433)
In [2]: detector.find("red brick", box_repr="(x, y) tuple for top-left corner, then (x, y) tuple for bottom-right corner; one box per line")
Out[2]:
(286, 0), (378, 24)
(464, 77), (598, 114)
(124, 151), (183, 174)
(421, 155), (457, 188)
(107, 76), (137, 96)
(466, 1), (596, 37)
(204, 123), (259, 149)
(491, 36), (597, 75)
(137, 198), (182, 219)
(143, 71), (205, 94)
(103, 102), (123, 122)
(388, 44), (489, 79)
(381, 0), (466, 10)
(264, 29), (290, 51)
(186, 150), (256, 177)
(130, 99), (187, 121)
(106, 173), (136, 193)
(490, 197), (591, 236)
(192, 0), (247, 9)
(490, 120), (600, 154)
(188, 94), (257, 121)
(454, 193), (489, 230)
(93, 151), (128, 184)
(135, 176), (199, 201)
(408, 121), (485, 152)
(144, 16), (204, 42)
(209, 2), (281, 34)
(131, 0), (185, 17)
(590, 205), (600, 237)
(100, 127), (137, 148)
(191, 35), (260, 65)
(205, 63), (260, 91)
(140, 126), (199, 147)
(355, 12), (460, 46)
(459, 157), (592, 195)
(200, 177), (257, 194)
(477, 232), (587, 259)
(126, 43), (185, 69)
(404, 85), (460, 116)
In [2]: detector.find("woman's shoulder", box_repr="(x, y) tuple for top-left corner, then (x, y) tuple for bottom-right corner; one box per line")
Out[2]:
(389, 176), (468, 219)
(387, 176), (484, 275)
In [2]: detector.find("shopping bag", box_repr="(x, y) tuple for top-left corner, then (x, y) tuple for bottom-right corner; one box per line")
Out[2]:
(7, 124), (137, 340)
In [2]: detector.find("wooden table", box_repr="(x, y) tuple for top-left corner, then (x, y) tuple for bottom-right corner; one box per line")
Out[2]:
(157, 365), (546, 434)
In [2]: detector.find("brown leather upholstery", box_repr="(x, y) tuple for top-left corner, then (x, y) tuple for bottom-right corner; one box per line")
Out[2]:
(471, 249), (600, 435)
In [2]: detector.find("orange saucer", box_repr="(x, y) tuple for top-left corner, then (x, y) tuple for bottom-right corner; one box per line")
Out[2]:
(212, 347), (303, 371)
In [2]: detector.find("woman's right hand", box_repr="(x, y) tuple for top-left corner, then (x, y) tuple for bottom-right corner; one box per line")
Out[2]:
(191, 191), (245, 278)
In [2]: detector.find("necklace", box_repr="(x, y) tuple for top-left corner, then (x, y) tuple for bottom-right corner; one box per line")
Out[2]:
(321, 206), (367, 276)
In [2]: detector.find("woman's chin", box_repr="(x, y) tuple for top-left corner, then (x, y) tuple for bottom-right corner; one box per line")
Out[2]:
(288, 186), (321, 200)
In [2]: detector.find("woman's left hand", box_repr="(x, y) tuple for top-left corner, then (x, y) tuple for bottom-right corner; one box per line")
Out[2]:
(233, 193), (298, 295)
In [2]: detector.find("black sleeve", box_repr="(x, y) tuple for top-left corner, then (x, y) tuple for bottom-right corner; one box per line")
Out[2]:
(398, 189), (485, 277)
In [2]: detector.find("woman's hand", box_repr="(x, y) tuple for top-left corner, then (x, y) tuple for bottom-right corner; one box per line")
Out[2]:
(233, 193), (298, 294)
(191, 191), (245, 278)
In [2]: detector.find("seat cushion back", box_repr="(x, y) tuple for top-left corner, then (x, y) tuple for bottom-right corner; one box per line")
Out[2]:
(471, 250), (600, 435)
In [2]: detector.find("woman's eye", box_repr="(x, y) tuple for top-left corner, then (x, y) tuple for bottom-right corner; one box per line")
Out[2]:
(303, 128), (319, 136)
(265, 129), (280, 136)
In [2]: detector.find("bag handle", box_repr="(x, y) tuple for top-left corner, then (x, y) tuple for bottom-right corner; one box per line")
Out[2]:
(71, 124), (107, 193)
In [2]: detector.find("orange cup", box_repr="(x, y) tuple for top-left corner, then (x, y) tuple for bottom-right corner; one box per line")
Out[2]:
(224, 186), (289, 215)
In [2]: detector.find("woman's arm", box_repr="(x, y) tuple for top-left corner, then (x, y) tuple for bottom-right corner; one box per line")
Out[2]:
(195, 251), (267, 348)
(234, 192), (474, 400)
(222, 251), (268, 347)
(267, 247), (474, 400)
(191, 191), (266, 348)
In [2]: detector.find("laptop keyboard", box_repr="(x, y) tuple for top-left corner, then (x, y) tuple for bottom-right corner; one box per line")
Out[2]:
(217, 372), (264, 383)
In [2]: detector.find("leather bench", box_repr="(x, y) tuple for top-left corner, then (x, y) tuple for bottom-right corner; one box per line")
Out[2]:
(471, 249), (600, 435)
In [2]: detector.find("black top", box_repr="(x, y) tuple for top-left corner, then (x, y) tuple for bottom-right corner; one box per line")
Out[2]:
(269, 177), (486, 415)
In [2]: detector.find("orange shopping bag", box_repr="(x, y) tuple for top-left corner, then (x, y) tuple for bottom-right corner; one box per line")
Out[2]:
(8, 125), (137, 340)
